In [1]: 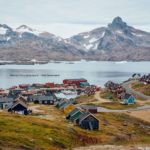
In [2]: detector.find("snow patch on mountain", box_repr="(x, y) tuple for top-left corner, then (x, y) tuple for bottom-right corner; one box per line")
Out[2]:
(101, 32), (105, 38)
(6, 37), (11, 41)
(0, 27), (7, 35)
(132, 32), (144, 37)
(83, 44), (93, 50)
(16, 25), (43, 36)
(84, 35), (89, 39)
(93, 43), (99, 50)
(89, 37), (99, 43)
(116, 30), (123, 34)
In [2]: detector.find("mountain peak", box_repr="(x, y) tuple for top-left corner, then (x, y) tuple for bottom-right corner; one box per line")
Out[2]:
(0, 24), (12, 35)
(16, 25), (43, 36)
(109, 16), (127, 29)
(16, 25), (33, 32)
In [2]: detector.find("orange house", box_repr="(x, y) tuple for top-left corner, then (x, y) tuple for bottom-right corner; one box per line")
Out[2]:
(63, 104), (75, 114)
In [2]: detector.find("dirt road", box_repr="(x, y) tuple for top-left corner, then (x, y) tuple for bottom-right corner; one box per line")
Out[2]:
(94, 91), (110, 103)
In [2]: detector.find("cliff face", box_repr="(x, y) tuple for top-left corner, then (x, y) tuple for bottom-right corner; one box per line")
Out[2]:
(68, 17), (150, 61)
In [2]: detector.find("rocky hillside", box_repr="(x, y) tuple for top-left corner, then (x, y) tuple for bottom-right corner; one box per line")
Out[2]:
(67, 17), (150, 61)
(0, 17), (150, 61)
(0, 24), (85, 61)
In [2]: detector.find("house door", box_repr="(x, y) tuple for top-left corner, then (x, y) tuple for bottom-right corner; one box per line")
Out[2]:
(89, 121), (93, 130)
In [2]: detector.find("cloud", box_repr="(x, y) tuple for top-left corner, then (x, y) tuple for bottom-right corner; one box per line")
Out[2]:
(0, 0), (149, 37)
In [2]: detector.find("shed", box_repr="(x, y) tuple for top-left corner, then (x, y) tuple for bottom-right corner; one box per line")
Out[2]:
(78, 112), (99, 130)
(66, 108), (83, 122)
(63, 103), (75, 114)
(81, 105), (98, 113)
(8, 101), (28, 114)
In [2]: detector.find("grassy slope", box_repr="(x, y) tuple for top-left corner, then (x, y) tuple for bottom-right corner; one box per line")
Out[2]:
(131, 82), (150, 96)
(0, 113), (77, 150)
(99, 91), (140, 110)
(76, 95), (96, 103)
(0, 109), (150, 150)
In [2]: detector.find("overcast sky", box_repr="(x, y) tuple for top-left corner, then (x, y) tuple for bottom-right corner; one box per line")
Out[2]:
(0, 0), (150, 37)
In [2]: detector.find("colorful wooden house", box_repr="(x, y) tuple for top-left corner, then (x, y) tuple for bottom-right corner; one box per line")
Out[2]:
(8, 100), (28, 115)
(81, 105), (98, 113)
(78, 112), (99, 130)
(121, 93), (136, 105)
(66, 108), (83, 122)
(30, 95), (55, 105)
(63, 103), (75, 114)
(80, 82), (90, 87)
(63, 78), (87, 86)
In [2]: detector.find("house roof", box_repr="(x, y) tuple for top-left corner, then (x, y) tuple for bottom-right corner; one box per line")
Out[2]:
(30, 95), (54, 101)
(15, 95), (27, 101)
(122, 93), (133, 99)
(9, 100), (28, 110)
(58, 101), (69, 109)
(81, 105), (97, 110)
(79, 112), (99, 124)
(67, 108), (81, 116)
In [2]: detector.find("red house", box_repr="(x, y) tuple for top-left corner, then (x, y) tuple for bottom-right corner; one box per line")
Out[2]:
(63, 78), (87, 86)
(44, 82), (55, 88)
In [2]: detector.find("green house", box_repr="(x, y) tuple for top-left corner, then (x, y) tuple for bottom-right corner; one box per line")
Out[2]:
(66, 108), (83, 122)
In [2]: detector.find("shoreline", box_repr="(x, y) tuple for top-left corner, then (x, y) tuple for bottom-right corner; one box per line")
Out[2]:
(0, 60), (150, 65)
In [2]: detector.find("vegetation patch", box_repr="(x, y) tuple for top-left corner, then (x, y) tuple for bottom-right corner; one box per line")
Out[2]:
(76, 95), (96, 103)
(0, 105), (150, 149)
(95, 102), (140, 110)
(131, 82), (150, 96)
(100, 91), (120, 102)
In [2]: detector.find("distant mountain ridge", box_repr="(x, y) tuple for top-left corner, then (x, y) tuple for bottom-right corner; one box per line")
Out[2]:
(0, 17), (150, 61)
(67, 17), (150, 61)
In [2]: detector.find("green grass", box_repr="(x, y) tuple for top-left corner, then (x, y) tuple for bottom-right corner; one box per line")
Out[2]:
(94, 102), (140, 110)
(100, 91), (120, 102)
(0, 113), (78, 150)
(0, 106), (150, 149)
(76, 95), (96, 103)
(96, 113), (150, 145)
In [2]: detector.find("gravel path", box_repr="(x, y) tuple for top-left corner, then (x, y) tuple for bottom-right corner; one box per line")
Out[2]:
(94, 91), (110, 103)
(73, 145), (150, 150)
(122, 80), (150, 100)
(97, 105), (150, 113)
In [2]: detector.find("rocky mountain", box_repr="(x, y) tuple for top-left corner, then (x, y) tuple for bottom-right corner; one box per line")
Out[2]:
(0, 17), (150, 61)
(0, 24), (85, 61)
(67, 17), (150, 61)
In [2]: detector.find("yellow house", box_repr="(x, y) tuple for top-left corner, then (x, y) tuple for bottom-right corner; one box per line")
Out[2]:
(63, 104), (75, 114)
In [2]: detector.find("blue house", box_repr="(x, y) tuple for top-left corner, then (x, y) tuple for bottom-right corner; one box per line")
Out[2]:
(80, 82), (90, 87)
(121, 93), (136, 105)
